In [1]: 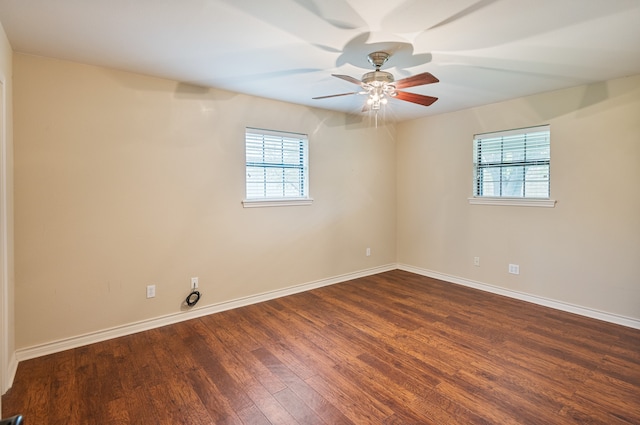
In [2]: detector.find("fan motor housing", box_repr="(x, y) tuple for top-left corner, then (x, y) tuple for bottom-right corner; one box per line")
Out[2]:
(362, 70), (394, 85)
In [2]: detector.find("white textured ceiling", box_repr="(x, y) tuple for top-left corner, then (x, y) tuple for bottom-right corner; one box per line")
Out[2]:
(1, 0), (640, 121)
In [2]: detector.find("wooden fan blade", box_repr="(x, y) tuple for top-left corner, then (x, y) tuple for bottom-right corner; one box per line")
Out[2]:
(332, 74), (363, 86)
(394, 72), (439, 89)
(312, 92), (359, 100)
(395, 91), (438, 107)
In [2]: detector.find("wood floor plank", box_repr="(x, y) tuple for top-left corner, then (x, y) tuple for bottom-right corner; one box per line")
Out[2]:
(3, 270), (640, 424)
(236, 403), (272, 425)
(304, 374), (390, 424)
(193, 318), (287, 397)
(573, 371), (640, 420)
(285, 378), (353, 425)
(105, 397), (130, 424)
(185, 369), (244, 425)
(48, 349), (82, 424)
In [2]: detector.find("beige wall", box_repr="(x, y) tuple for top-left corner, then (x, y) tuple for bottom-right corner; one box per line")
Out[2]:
(12, 51), (640, 352)
(0, 20), (14, 399)
(397, 74), (640, 320)
(13, 54), (397, 349)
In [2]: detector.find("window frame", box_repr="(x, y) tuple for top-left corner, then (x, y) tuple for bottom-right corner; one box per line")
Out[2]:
(469, 125), (556, 207)
(242, 127), (312, 208)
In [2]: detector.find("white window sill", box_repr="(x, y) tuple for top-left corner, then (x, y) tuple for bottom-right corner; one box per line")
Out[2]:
(242, 198), (314, 208)
(468, 197), (556, 208)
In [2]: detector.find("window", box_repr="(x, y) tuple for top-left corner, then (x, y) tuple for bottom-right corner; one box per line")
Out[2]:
(471, 125), (554, 207)
(243, 127), (311, 207)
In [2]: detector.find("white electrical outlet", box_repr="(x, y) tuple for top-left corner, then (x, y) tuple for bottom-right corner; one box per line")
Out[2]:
(366, 248), (371, 257)
(146, 285), (156, 298)
(474, 257), (480, 266)
(509, 264), (520, 275)
(191, 277), (199, 289)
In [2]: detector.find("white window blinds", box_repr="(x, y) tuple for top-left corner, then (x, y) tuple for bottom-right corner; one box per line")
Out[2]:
(473, 125), (550, 198)
(245, 128), (309, 200)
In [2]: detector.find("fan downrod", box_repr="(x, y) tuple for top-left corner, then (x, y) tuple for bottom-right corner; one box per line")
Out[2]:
(363, 51), (394, 85)
(367, 51), (390, 70)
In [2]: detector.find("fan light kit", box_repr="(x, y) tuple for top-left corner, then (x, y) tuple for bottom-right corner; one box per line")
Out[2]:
(313, 51), (439, 125)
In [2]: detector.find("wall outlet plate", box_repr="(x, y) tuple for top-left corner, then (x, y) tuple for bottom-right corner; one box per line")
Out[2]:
(146, 285), (156, 298)
(191, 277), (199, 289)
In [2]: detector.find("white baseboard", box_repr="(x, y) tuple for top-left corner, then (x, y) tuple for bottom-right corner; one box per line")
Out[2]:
(15, 264), (396, 363)
(6, 351), (16, 391)
(1, 351), (16, 396)
(398, 264), (640, 330)
(12, 262), (640, 384)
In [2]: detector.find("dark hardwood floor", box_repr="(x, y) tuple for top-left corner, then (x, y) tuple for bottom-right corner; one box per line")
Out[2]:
(3, 270), (640, 424)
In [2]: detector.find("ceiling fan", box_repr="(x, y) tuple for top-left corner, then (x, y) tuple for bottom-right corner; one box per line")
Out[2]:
(313, 51), (439, 113)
